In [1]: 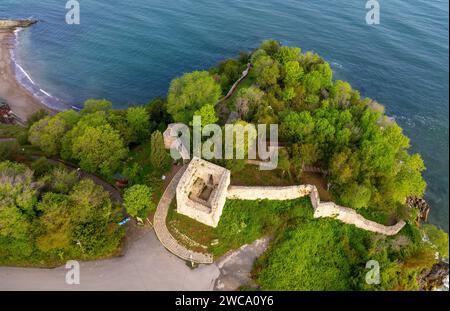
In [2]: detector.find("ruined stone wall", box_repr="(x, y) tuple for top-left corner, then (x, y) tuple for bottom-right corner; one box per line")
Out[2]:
(314, 202), (406, 236)
(226, 184), (406, 236)
(226, 185), (313, 201)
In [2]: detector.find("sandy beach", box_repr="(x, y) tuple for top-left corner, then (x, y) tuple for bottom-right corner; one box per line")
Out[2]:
(0, 28), (50, 122)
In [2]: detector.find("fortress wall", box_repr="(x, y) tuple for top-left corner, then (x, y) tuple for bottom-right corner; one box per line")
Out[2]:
(226, 184), (406, 236)
(226, 185), (313, 201)
(314, 202), (406, 236)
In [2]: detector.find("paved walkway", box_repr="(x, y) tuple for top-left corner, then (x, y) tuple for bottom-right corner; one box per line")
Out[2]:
(153, 165), (214, 264)
(0, 230), (220, 291)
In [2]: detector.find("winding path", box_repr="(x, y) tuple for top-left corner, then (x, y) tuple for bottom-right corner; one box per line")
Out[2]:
(153, 165), (214, 264)
(44, 158), (123, 204)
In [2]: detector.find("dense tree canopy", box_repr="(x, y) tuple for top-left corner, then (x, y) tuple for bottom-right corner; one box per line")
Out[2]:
(228, 41), (428, 215)
(29, 110), (80, 156)
(167, 71), (222, 124)
(0, 161), (124, 265)
(126, 106), (151, 143)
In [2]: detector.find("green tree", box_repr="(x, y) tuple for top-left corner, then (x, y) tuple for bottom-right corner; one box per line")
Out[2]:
(123, 185), (155, 218)
(250, 49), (268, 64)
(260, 40), (280, 56)
(68, 179), (113, 222)
(192, 104), (219, 126)
(331, 80), (353, 107)
(303, 71), (323, 95)
(30, 157), (52, 177)
(47, 167), (79, 194)
(218, 59), (243, 90)
(29, 110), (80, 156)
(329, 148), (360, 186)
(0, 162), (35, 251)
(275, 46), (301, 65)
(280, 111), (315, 142)
(35, 193), (72, 252)
(283, 61), (304, 87)
(107, 111), (135, 146)
(127, 106), (151, 143)
(150, 130), (170, 170)
(71, 124), (128, 176)
(26, 109), (49, 127)
(167, 71), (221, 124)
(340, 183), (372, 209)
(81, 99), (112, 114)
(60, 111), (110, 160)
(253, 56), (280, 88)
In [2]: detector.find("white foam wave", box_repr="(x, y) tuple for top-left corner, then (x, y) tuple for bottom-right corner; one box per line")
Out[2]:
(39, 88), (52, 97)
(11, 27), (69, 112)
(16, 63), (36, 85)
(331, 61), (343, 69)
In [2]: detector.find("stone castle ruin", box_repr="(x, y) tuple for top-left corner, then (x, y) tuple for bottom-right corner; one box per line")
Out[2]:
(176, 157), (230, 227)
(164, 127), (405, 235)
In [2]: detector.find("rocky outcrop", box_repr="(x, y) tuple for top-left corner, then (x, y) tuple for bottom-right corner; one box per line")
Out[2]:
(418, 261), (449, 291)
(0, 19), (37, 29)
(406, 196), (431, 224)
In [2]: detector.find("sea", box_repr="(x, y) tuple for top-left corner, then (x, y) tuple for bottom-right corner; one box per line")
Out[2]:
(1, 0), (448, 231)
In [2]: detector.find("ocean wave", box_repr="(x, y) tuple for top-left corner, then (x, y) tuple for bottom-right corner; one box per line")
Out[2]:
(11, 28), (69, 112)
(330, 61), (343, 69)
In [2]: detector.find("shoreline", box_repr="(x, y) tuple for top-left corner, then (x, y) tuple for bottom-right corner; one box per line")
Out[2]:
(0, 27), (56, 122)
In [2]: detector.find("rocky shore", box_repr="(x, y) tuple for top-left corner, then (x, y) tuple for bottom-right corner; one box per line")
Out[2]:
(418, 261), (449, 291)
(0, 19), (37, 29)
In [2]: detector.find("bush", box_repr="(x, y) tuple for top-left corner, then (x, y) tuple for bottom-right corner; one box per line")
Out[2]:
(0, 141), (18, 161)
(31, 157), (53, 177)
(123, 184), (155, 218)
(423, 224), (449, 259)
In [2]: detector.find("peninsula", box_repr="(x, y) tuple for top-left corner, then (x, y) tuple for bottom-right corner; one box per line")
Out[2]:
(0, 36), (448, 292)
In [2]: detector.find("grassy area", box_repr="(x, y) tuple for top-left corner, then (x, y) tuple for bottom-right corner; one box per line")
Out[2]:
(230, 164), (295, 186)
(166, 196), (313, 258)
(166, 201), (216, 253)
(211, 198), (313, 257)
(0, 124), (27, 139)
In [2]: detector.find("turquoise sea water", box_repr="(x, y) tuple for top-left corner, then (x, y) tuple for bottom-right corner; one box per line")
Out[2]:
(1, 0), (448, 230)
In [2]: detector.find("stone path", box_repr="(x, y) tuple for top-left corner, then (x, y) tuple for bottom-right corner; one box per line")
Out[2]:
(153, 165), (214, 264)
